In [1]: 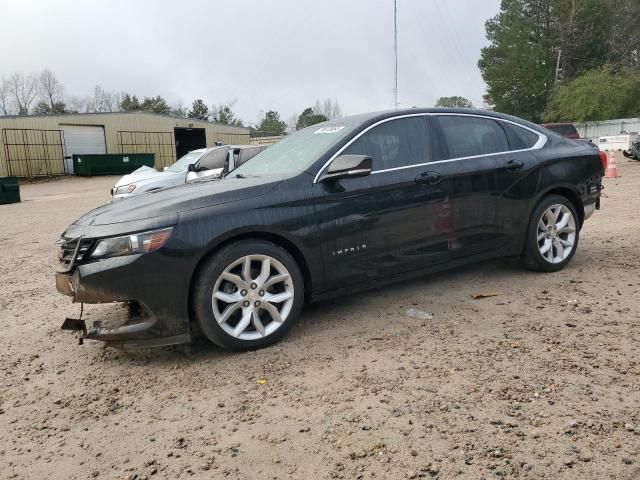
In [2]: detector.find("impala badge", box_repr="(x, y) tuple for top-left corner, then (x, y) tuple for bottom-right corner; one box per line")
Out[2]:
(332, 244), (367, 256)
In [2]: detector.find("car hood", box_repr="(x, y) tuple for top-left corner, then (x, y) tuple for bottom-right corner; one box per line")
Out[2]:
(66, 176), (281, 235)
(114, 166), (168, 187)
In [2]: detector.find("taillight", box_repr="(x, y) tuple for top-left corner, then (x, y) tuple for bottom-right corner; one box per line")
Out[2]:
(599, 151), (607, 170)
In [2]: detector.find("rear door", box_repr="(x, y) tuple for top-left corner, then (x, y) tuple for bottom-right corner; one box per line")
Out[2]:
(427, 114), (541, 257)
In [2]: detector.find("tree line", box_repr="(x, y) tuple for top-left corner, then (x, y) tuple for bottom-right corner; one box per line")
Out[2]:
(479, 0), (640, 123)
(0, 69), (249, 127)
(0, 69), (343, 136)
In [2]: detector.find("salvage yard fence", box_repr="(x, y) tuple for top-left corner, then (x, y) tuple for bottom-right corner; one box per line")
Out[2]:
(1, 128), (67, 177)
(576, 118), (640, 140)
(117, 131), (176, 170)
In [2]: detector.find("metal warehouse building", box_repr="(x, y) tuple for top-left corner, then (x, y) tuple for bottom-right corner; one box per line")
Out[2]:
(0, 112), (250, 177)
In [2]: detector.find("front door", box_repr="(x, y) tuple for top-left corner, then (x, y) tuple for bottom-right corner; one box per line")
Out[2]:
(312, 116), (451, 290)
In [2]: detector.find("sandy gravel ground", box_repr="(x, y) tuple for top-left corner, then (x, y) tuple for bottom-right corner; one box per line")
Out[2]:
(1, 156), (639, 480)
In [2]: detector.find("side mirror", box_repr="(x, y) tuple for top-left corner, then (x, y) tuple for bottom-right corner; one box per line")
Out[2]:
(187, 163), (197, 173)
(321, 155), (372, 181)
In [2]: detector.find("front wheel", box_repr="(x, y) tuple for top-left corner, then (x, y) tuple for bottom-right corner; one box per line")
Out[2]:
(521, 195), (580, 272)
(192, 240), (304, 350)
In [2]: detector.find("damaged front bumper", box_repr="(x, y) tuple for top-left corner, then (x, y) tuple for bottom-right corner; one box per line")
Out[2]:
(55, 249), (192, 349)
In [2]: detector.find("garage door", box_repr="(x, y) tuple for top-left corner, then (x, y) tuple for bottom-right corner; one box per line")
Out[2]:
(62, 125), (106, 174)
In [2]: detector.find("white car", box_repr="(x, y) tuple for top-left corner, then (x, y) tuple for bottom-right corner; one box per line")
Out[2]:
(111, 145), (266, 200)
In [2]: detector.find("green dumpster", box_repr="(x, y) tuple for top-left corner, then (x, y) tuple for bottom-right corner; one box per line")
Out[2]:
(73, 154), (156, 176)
(0, 176), (21, 205)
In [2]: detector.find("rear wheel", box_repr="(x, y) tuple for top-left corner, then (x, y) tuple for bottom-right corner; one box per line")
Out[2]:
(192, 240), (304, 350)
(521, 194), (580, 272)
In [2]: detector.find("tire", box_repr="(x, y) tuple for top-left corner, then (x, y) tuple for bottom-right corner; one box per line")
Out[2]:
(521, 194), (580, 272)
(192, 240), (304, 350)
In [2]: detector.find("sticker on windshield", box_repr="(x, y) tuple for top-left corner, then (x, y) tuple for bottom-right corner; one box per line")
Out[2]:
(314, 126), (345, 134)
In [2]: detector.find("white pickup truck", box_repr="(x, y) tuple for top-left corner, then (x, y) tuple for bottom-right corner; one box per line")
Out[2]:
(111, 145), (266, 200)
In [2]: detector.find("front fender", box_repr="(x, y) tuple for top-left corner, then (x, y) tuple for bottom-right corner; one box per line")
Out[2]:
(176, 195), (323, 296)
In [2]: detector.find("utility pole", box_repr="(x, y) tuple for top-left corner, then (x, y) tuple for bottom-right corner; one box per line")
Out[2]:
(393, 0), (398, 109)
(554, 48), (562, 86)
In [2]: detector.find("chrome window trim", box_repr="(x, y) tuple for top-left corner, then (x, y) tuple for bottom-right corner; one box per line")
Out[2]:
(313, 112), (547, 183)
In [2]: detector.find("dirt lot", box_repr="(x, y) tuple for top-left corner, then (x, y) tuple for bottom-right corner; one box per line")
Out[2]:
(1, 157), (639, 480)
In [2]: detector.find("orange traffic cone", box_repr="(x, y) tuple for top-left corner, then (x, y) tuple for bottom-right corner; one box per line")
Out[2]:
(605, 151), (619, 178)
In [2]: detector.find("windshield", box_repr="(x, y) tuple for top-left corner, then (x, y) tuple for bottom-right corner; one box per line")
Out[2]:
(167, 150), (204, 173)
(229, 124), (357, 177)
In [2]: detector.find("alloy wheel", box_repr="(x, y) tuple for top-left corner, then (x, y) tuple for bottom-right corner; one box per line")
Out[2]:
(211, 254), (294, 340)
(537, 203), (576, 264)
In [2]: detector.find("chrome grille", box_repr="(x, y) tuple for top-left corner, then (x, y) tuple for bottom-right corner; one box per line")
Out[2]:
(58, 237), (94, 270)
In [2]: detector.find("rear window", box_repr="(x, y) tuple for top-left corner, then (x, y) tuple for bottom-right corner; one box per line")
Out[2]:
(437, 115), (509, 159)
(503, 123), (540, 150)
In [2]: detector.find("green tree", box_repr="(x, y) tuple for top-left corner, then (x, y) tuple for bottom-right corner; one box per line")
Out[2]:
(140, 95), (171, 115)
(607, 0), (640, 68)
(295, 107), (328, 130)
(256, 110), (287, 136)
(543, 68), (640, 122)
(120, 93), (140, 111)
(479, 0), (640, 121)
(552, 0), (612, 79)
(478, 0), (555, 122)
(212, 104), (243, 126)
(435, 96), (474, 108)
(188, 99), (209, 120)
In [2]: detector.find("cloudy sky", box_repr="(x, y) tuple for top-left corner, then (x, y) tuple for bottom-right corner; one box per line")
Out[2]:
(1, 0), (500, 126)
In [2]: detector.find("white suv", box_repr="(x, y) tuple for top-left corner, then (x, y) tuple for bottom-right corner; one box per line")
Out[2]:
(111, 145), (266, 200)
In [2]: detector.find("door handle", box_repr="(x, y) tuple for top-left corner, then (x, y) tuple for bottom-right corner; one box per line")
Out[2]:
(503, 159), (524, 170)
(415, 172), (442, 185)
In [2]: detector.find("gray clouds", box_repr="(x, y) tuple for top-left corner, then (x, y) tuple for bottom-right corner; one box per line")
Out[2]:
(0, 0), (500, 124)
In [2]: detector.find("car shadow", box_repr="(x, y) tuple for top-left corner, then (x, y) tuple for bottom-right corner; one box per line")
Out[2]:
(289, 257), (524, 336)
(96, 256), (527, 364)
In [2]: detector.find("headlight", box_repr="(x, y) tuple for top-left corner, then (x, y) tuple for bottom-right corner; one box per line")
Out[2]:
(90, 227), (173, 259)
(113, 184), (136, 195)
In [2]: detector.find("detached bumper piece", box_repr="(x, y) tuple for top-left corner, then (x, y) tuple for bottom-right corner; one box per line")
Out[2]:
(61, 317), (87, 333)
(55, 238), (191, 349)
(58, 300), (190, 349)
(61, 317), (87, 345)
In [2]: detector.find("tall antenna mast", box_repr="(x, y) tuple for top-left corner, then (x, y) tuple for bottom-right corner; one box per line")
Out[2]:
(393, 0), (398, 109)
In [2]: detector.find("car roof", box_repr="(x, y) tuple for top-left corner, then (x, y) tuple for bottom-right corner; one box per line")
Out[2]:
(320, 108), (545, 133)
(191, 145), (259, 153)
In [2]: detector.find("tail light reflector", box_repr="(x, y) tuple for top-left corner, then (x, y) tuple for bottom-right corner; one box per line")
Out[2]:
(599, 151), (607, 170)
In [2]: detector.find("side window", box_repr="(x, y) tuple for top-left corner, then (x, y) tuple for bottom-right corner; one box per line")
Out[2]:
(199, 146), (229, 170)
(236, 146), (263, 166)
(437, 116), (509, 159)
(342, 117), (429, 171)
(502, 123), (540, 150)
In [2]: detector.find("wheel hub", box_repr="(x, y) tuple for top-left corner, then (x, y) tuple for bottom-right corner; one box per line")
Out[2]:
(211, 254), (295, 341)
(536, 203), (576, 264)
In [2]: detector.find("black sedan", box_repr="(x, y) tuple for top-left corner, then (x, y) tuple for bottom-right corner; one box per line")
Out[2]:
(55, 108), (606, 350)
